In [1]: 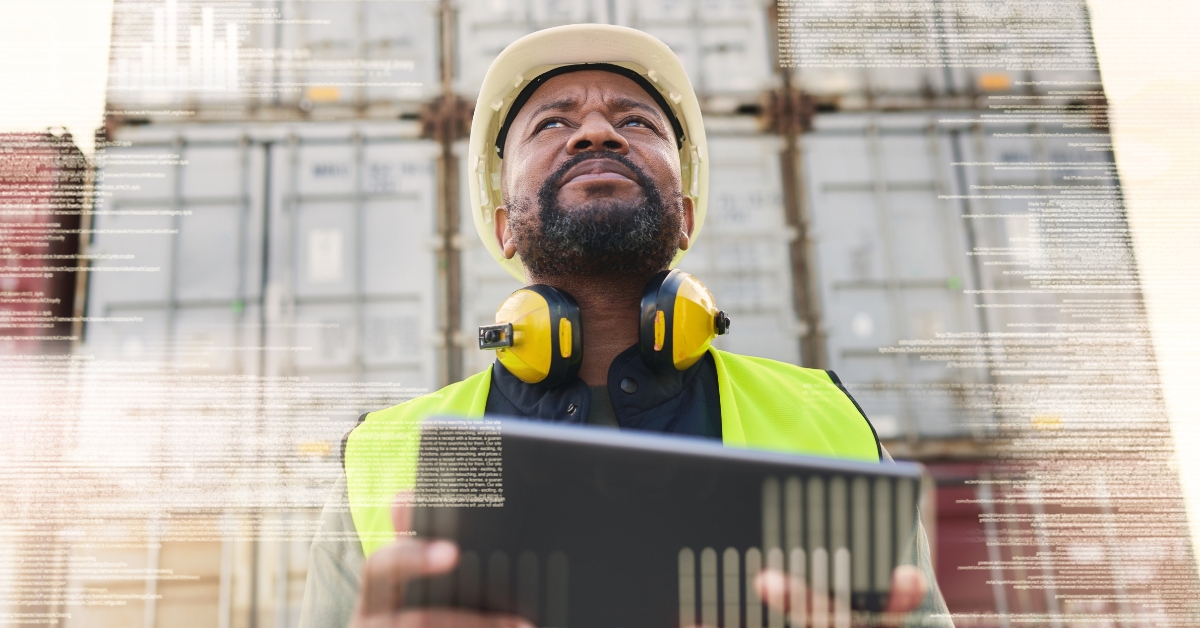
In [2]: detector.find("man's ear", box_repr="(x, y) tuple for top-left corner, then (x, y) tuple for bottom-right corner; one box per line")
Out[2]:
(678, 195), (696, 251)
(494, 205), (517, 259)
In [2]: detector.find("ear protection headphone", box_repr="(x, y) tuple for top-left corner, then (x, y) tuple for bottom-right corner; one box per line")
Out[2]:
(479, 270), (730, 387)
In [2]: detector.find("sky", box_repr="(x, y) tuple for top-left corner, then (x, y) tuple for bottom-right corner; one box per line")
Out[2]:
(1, 0), (1199, 563)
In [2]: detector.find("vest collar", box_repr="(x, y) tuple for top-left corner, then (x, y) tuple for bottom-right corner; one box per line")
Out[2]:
(488, 344), (719, 434)
(489, 357), (592, 424)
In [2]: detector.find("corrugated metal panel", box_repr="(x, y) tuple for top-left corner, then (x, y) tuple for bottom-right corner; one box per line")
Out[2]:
(677, 132), (799, 364)
(453, 0), (776, 102)
(105, 0), (440, 117)
(88, 121), (442, 389)
(802, 111), (1118, 439)
(458, 129), (800, 373)
(103, 0), (1105, 116)
(786, 0), (1101, 103)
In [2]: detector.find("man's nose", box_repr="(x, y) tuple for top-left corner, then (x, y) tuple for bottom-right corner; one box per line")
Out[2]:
(566, 113), (629, 155)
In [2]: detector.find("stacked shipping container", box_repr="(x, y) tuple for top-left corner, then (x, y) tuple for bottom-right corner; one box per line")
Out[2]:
(803, 113), (1119, 441)
(105, 0), (441, 119)
(55, 0), (1172, 625)
(89, 121), (442, 386)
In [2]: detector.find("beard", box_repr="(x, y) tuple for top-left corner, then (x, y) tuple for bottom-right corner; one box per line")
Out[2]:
(506, 152), (684, 279)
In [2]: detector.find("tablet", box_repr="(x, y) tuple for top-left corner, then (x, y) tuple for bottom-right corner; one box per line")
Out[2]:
(406, 417), (925, 628)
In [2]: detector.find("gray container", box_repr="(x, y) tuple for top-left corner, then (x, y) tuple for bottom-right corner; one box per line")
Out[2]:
(105, 0), (440, 118)
(786, 0), (1102, 106)
(454, 0), (1100, 109)
(802, 111), (1121, 440)
(453, 0), (777, 104)
(88, 120), (442, 390)
(89, 112), (1126, 442)
(104, 0), (1105, 124)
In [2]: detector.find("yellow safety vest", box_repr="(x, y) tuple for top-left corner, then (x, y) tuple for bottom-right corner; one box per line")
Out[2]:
(344, 349), (880, 557)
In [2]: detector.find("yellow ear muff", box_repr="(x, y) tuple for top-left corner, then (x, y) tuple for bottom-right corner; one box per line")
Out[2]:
(639, 269), (730, 371)
(478, 284), (583, 387)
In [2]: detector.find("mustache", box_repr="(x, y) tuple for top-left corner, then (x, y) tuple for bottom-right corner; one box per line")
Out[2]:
(544, 151), (653, 192)
(508, 149), (682, 279)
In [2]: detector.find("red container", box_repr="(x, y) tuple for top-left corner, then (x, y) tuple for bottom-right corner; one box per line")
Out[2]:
(925, 461), (1001, 618)
(0, 132), (87, 354)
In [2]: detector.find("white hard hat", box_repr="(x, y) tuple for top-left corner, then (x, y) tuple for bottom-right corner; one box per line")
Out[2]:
(467, 24), (709, 282)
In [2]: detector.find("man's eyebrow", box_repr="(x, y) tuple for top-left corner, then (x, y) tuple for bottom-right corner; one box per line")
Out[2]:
(524, 95), (667, 121)
(526, 97), (582, 120)
(603, 96), (666, 119)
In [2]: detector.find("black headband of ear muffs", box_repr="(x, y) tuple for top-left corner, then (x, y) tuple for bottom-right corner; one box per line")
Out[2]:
(494, 62), (686, 159)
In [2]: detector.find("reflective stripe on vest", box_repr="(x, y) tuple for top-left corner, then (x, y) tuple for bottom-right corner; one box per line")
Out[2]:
(344, 349), (879, 558)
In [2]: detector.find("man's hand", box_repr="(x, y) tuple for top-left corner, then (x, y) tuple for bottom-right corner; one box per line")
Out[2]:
(347, 496), (534, 628)
(756, 565), (928, 628)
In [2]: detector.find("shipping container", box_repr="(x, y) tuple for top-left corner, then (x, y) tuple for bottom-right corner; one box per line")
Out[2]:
(105, 0), (441, 119)
(88, 120), (442, 389)
(90, 113), (1133, 443)
(923, 462), (1002, 617)
(104, 0), (1105, 125)
(81, 123), (439, 628)
(101, 0), (784, 120)
(784, 0), (1103, 107)
(0, 132), (88, 355)
(802, 110), (1126, 441)
(453, 0), (777, 105)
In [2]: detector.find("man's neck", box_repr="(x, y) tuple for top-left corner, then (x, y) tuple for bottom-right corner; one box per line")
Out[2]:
(529, 273), (649, 386)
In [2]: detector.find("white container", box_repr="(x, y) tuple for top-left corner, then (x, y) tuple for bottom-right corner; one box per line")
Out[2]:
(90, 112), (1129, 443)
(104, 0), (1105, 121)
(787, 0), (1101, 103)
(802, 111), (1123, 439)
(88, 120), (442, 390)
(105, 0), (441, 115)
(453, 0), (776, 102)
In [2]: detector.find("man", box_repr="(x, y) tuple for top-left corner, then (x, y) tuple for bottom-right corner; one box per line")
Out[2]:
(299, 24), (949, 628)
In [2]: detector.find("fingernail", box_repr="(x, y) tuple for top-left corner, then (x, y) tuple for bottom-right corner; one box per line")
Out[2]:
(425, 540), (457, 567)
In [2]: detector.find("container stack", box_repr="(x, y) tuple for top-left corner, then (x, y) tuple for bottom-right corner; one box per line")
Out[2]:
(65, 0), (1197, 626)
(104, 0), (440, 121)
(784, 1), (1198, 622)
(88, 121), (443, 385)
(78, 3), (453, 627)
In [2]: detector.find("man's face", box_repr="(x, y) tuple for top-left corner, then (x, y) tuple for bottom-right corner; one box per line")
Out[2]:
(494, 70), (694, 280)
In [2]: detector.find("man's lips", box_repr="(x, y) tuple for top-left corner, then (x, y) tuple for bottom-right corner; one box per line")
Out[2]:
(558, 159), (639, 187)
